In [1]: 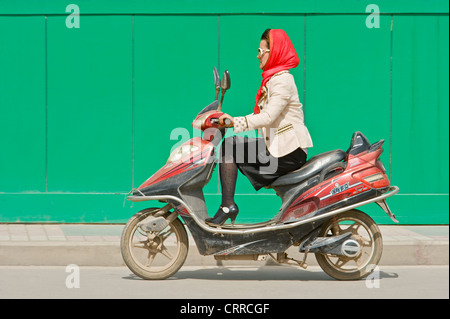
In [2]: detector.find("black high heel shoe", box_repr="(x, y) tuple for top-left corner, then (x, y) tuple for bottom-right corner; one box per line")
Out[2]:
(205, 204), (239, 227)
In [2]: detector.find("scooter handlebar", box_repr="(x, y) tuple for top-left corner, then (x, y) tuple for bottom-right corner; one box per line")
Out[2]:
(210, 117), (232, 127)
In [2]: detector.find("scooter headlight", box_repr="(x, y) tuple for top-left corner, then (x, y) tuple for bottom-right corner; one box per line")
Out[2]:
(167, 144), (200, 163)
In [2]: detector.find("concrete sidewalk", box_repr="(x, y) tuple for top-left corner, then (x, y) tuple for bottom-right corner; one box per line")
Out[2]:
(0, 223), (448, 267)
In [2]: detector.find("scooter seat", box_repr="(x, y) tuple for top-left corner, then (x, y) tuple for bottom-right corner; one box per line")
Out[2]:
(269, 149), (347, 187)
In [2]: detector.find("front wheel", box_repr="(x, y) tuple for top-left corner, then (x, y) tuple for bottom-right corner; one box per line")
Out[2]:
(121, 208), (188, 280)
(315, 209), (383, 280)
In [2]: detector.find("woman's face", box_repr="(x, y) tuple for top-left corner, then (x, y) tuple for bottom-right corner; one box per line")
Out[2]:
(257, 40), (270, 70)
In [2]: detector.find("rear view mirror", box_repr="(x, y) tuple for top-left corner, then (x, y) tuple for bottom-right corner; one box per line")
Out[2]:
(213, 67), (221, 100)
(212, 67), (231, 111)
(221, 70), (231, 91)
(213, 67), (221, 89)
(217, 69), (231, 111)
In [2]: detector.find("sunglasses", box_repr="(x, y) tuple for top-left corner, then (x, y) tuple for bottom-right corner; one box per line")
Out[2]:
(257, 48), (270, 56)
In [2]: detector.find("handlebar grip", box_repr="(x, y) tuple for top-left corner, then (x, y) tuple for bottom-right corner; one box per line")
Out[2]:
(224, 118), (232, 126)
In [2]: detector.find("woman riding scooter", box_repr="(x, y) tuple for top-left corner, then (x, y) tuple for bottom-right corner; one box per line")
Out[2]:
(205, 29), (314, 227)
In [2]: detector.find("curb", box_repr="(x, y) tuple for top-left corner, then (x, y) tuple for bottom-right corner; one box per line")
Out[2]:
(1, 236), (448, 267)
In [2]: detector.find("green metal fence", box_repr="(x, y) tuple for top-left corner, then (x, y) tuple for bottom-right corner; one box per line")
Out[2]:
(0, 0), (448, 224)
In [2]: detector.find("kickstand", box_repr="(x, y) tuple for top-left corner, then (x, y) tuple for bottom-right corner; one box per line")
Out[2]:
(271, 249), (309, 269)
(296, 248), (309, 269)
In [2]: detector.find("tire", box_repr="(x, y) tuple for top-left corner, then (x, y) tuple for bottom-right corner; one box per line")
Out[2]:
(121, 208), (188, 280)
(315, 209), (383, 281)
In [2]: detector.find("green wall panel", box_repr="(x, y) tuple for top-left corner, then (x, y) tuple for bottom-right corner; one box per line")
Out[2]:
(133, 15), (219, 194)
(390, 15), (449, 224)
(0, 16), (46, 192)
(46, 15), (132, 193)
(388, 194), (449, 224)
(391, 15), (449, 194)
(305, 15), (391, 163)
(0, 2), (448, 224)
(0, 193), (135, 223)
(0, 0), (448, 15)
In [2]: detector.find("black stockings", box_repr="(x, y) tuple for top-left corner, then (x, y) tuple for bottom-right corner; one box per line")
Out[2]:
(219, 144), (238, 208)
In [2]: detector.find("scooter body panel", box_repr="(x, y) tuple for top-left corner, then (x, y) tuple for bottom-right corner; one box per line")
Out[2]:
(134, 137), (215, 199)
(275, 139), (391, 223)
(180, 214), (326, 256)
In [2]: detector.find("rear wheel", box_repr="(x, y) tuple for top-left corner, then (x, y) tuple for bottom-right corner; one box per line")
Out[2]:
(121, 208), (188, 280)
(315, 209), (382, 280)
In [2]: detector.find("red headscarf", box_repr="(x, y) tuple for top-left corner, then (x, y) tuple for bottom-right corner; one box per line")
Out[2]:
(254, 29), (299, 114)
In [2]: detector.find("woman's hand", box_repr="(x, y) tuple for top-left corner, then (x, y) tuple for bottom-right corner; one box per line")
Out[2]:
(219, 113), (234, 128)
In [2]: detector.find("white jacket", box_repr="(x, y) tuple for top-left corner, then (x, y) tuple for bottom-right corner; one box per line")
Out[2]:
(234, 71), (313, 157)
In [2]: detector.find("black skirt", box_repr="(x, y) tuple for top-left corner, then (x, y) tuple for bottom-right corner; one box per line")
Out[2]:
(220, 136), (307, 190)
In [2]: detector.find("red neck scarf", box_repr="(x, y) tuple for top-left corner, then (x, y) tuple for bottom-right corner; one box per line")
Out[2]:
(254, 29), (299, 114)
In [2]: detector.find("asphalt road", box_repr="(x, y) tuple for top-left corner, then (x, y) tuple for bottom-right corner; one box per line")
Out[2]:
(0, 265), (448, 300)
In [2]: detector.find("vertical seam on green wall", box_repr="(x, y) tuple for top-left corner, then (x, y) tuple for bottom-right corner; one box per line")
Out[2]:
(44, 15), (48, 192)
(132, 15), (135, 189)
(303, 14), (306, 111)
(218, 15), (221, 74)
(390, 14), (393, 182)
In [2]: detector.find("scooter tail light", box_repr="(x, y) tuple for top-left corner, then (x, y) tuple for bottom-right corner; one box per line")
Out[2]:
(362, 172), (390, 188)
(353, 168), (390, 189)
(363, 173), (385, 184)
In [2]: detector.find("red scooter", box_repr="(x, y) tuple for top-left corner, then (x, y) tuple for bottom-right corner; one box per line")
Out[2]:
(121, 68), (399, 280)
